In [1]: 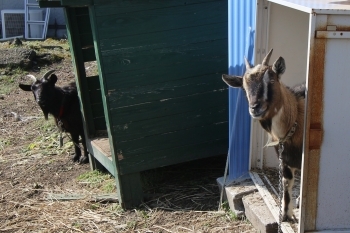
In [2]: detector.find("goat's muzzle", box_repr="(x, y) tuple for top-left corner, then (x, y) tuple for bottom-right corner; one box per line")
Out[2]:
(36, 98), (46, 106)
(249, 103), (267, 119)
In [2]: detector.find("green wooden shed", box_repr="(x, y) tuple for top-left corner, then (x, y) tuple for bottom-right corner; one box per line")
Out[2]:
(39, 0), (228, 208)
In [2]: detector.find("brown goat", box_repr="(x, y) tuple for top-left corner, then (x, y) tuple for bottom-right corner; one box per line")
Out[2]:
(222, 49), (305, 221)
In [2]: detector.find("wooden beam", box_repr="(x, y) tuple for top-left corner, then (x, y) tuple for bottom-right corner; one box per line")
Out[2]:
(38, 1), (62, 8)
(46, 193), (118, 202)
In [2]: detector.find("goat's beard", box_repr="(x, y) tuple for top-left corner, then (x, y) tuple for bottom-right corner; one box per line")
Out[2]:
(40, 107), (49, 120)
(43, 112), (49, 120)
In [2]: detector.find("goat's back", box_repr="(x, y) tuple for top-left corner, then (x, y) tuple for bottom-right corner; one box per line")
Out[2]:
(289, 83), (306, 99)
(61, 82), (77, 95)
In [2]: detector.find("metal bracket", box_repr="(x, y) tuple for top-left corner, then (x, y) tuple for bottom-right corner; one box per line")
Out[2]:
(316, 31), (350, 39)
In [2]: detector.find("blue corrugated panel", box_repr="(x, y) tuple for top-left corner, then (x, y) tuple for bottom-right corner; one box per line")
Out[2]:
(228, 0), (256, 180)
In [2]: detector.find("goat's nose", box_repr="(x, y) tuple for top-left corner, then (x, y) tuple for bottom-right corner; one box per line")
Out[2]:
(37, 99), (45, 105)
(250, 103), (260, 110)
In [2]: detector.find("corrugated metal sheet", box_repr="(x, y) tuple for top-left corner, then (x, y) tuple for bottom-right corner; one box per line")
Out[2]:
(227, 0), (256, 180)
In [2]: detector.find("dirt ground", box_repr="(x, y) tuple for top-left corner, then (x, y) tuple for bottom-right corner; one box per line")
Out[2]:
(0, 39), (256, 232)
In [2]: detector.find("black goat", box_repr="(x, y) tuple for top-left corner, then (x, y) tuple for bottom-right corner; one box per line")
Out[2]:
(19, 70), (89, 164)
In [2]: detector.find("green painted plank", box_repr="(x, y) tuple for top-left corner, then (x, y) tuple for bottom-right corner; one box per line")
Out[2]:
(88, 89), (103, 105)
(82, 47), (96, 62)
(106, 73), (227, 108)
(87, 139), (116, 176)
(111, 105), (228, 141)
(89, 152), (105, 171)
(61, 0), (92, 6)
(104, 62), (226, 90)
(109, 90), (227, 123)
(119, 138), (227, 174)
(38, 1), (62, 8)
(86, 76), (102, 102)
(74, 6), (90, 15)
(88, 8), (122, 200)
(65, 7), (96, 136)
(91, 103), (105, 118)
(86, 77), (104, 122)
(94, 1), (226, 39)
(118, 172), (143, 209)
(115, 121), (227, 156)
(93, 117), (107, 130)
(76, 14), (92, 34)
(77, 33), (94, 49)
(101, 39), (227, 75)
(99, 22), (226, 52)
(86, 75), (100, 87)
(93, 0), (221, 16)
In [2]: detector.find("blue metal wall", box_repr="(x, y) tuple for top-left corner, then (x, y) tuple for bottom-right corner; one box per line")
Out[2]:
(228, 0), (256, 180)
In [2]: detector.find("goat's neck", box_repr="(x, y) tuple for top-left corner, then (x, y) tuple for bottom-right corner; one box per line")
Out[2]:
(269, 84), (298, 140)
(51, 89), (66, 118)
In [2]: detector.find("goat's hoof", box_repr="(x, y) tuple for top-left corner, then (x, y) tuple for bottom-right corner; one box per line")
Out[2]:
(79, 156), (89, 164)
(72, 154), (80, 162)
(282, 214), (297, 223)
(282, 215), (290, 222)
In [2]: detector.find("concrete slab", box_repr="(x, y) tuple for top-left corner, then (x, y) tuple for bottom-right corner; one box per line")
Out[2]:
(217, 177), (257, 217)
(243, 191), (278, 233)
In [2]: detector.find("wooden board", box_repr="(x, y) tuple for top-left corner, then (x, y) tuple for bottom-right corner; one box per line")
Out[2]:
(47, 193), (118, 202)
(91, 137), (112, 160)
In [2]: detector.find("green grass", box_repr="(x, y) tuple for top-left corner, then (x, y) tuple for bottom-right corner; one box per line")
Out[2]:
(0, 68), (25, 95)
(22, 118), (74, 156)
(77, 170), (116, 193)
(108, 203), (124, 214)
(221, 201), (239, 221)
(0, 139), (11, 153)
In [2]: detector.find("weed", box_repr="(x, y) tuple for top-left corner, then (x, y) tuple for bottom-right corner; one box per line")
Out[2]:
(0, 67), (27, 94)
(77, 170), (115, 191)
(0, 139), (11, 152)
(108, 203), (124, 214)
(89, 203), (100, 210)
(102, 180), (116, 193)
(21, 117), (73, 157)
(221, 201), (239, 221)
(140, 210), (149, 219)
(72, 222), (82, 228)
(126, 221), (137, 229)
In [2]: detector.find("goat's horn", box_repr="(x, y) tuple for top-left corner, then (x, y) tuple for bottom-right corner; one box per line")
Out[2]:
(244, 57), (252, 70)
(42, 70), (56, 79)
(262, 49), (273, 66)
(26, 74), (37, 83)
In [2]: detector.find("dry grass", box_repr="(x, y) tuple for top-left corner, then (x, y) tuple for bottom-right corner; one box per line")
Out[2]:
(0, 39), (257, 233)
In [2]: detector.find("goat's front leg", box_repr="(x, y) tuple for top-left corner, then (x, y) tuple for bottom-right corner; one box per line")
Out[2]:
(282, 165), (296, 221)
(70, 133), (81, 162)
(79, 133), (89, 164)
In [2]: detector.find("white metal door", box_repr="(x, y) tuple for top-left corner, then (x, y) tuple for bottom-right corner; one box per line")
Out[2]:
(24, 0), (50, 39)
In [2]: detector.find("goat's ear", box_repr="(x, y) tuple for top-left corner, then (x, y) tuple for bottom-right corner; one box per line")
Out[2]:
(222, 74), (243, 88)
(47, 74), (58, 85)
(19, 84), (32, 91)
(272, 57), (286, 78)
